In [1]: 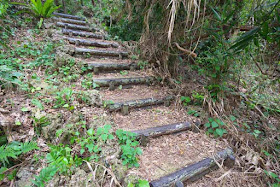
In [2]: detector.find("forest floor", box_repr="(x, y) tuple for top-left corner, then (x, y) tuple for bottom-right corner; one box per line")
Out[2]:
(0, 12), (278, 187)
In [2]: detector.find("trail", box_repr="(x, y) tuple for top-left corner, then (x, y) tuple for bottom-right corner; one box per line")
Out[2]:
(52, 12), (234, 186)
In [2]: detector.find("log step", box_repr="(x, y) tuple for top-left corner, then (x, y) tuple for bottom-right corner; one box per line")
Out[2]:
(107, 95), (174, 112)
(75, 47), (128, 58)
(53, 12), (86, 21)
(150, 148), (235, 187)
(66, 37), (118, 48)
(53, 17), (87, 25)
(57, 22), (93, 32)
(131, 122), (192, 138)
(93, 76), (153, 87)
(62, 29), (103, 39)
(87, 62), (139, 72)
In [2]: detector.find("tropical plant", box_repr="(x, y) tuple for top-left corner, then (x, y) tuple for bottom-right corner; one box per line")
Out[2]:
(15, 0), (61, 18)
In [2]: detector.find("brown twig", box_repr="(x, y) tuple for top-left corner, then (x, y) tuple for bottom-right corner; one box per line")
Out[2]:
(174, 42), (197, 58)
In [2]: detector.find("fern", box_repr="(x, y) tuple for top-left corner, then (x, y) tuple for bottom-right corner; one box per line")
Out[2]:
(0, 141), (39, 166)
(0, 145), (17, 166)
(19, 141), (39, 154)
(32, 166), (58, 187)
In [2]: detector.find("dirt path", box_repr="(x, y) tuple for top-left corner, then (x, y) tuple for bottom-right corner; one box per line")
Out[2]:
(52, 13), (234, 186)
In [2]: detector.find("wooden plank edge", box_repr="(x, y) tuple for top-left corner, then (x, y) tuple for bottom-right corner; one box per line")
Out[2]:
(149, 148), (235, 187)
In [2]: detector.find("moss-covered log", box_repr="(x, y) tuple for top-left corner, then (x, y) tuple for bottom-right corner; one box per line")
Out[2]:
(87, 62), (139, 72)
(93, 76), (153, 87)
(107, 95), (174, 112)
(62, 29), (103, 39)
(67, 37), (118, 48)
(53, 17), (87, 25)
(150, 148), (235, 187)
(75, 47), (128, 58)
(53, 12), (86, 21)
(131, 122), (192, 138)
(56, 22), (93, 32)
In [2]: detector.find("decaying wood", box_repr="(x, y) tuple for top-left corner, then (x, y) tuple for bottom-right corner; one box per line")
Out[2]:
(93, 76), (153, 87)
(53, 17), (87, 25)
(53, 12), (86, 21)
(66, 37), (118, 48)
(131, 122), (192, 138)
(75, 47), (128, 58)
(62, 29), (103, 39)
(87, 62), (139, 71)
(150, 148), (235, 187)
(107, 95), (174, 112)
(56, 22), (93, 32)
(174, 42), (197, 58)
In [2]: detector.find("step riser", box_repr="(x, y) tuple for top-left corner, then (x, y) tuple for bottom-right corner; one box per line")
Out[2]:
(53, 12), (85, 21)
(107, 96), (174, 112)
(67, 38), (118, 48)
(62, 29), (103, 39)
(53, 17), (87, 26)
(93, 77), (153, 87)
(150, 148), (235, 187)
(132, 122), (192, 138)
(57, 22), (93, 32)
(75, 48), (128, 58)
(88, 63), (138, 72)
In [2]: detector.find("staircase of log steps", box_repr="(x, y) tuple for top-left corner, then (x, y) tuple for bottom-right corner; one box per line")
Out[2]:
(53, 12), (235, 187)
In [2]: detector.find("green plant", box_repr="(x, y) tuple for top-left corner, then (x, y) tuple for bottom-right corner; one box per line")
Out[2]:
(128, 179), (150, 187)
(187, 109), (200, 117)
(204, 118), (227, 137)
(0, 141), (38, 182)
(53, 88), (75, 108)
(120, 70), (128, 76)
(264, 170), (280, 187)
(32, 116), (51, 134)
(116, 130), (142, 168)
(137, 61), (149, 70)
(32, 166), (58, 187)
(46, 145), (76, 175)
(180, 96), (191, 106)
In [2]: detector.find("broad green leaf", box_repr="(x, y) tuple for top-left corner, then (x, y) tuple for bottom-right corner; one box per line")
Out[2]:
(211, 121), (219, 128)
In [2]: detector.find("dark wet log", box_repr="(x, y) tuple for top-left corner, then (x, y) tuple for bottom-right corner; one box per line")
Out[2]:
(150, 148), (235, 187)
(56, 22), (93, 32)
(87, 62), (139, 71)
(131, 122), (192, 138)
(66, 37), (118, 48)
(53, 17), (87, 25)
(62, 29), (103, 39)
(93, 76), (153, 87)
(75, 47), (128, 58)
(53, 12), (86, 21)
(107, 95), (174, 112)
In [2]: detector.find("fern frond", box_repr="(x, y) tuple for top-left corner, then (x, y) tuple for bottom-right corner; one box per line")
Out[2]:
(0, 145), (17, 166)
(19, 141), (39, 154)
(32, 166), (58, 187)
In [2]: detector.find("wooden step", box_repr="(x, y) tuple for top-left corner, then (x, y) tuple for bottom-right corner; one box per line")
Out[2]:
(93, 76), (153, 87)
(53, 17), (87, 25)
(131, 122), (192, 139)
(53, 12), (85, 21)
(75, 47), (128, 58)
(150, 148), (235, 187)
(62, 29), (103, 39)
(66, 37), (118, 48)
(87, 61), (139, 72)
(57, 22), (93, 32)
(106, 95), (174, 112)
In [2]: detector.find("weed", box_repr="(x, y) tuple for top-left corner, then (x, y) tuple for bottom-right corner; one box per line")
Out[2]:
(180, 96), (191, 106)
(116, 130), (142, 168)
(205, 118), (227, 137)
